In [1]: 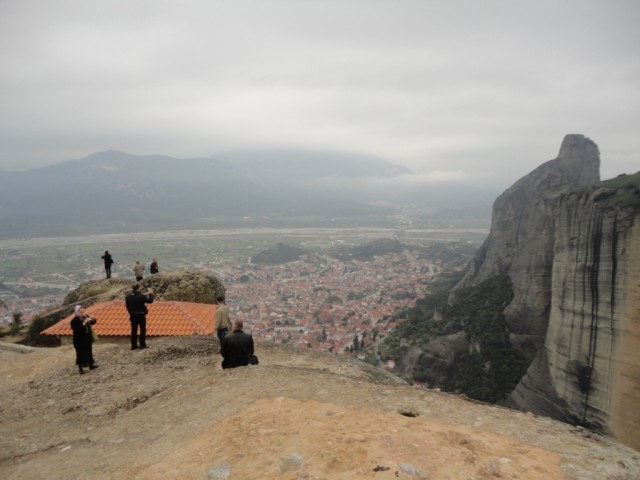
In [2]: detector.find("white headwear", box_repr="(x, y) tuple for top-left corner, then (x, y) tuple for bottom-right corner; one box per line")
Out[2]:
(74, 305), (82, 315)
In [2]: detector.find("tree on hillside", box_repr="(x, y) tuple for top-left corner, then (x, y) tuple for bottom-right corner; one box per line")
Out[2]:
(10, 312), (23, 335)
(372, 327), (379, 341)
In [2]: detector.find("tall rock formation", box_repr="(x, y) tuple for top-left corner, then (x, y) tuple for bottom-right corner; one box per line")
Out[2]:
(368, 134), (639, 449)
(452, 133), (640, 450)
(508, 173), (640, 450)
(454, 134), (601, 360)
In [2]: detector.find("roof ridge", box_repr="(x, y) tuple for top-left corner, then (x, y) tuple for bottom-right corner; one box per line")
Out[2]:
(170, 301), (206, 335)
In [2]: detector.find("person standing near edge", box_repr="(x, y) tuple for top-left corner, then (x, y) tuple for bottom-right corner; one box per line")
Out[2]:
(70, 305), (98, 374)
(150, 258), (159, 274)
(102, 250), (114, 279)
(215, 295), (230, 343)
(133, 261), (145, 281)
(125, 284), (154, 350)
(221, 319), (256, 369)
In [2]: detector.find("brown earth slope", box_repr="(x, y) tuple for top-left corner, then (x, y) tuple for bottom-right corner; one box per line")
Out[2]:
(1, 337), (638, 480)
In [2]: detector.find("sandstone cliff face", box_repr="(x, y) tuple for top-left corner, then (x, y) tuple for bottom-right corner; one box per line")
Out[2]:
(413, 134), (640, 450)
(454, 134), (601, 360)
(509, 181), (640, 451)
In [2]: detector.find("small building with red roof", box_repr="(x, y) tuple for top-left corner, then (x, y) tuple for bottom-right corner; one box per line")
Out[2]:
(43, 300), (217, 343)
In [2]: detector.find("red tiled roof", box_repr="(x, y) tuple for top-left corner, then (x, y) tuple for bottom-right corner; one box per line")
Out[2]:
(42, 300), (217, 337)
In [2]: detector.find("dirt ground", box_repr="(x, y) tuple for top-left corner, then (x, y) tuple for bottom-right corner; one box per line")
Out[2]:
(0, 337), (638, 480)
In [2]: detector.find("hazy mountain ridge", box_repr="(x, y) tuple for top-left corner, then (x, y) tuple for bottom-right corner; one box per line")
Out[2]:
(0, 149), (495, 239)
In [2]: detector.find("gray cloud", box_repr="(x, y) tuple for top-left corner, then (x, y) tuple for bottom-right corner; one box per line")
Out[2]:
(1, 0), (638, 188)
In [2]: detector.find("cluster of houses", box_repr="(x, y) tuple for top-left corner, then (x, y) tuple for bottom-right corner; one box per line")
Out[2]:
(33, 248), (440, 369)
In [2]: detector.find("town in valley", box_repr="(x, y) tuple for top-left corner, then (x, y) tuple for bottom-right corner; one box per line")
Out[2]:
(0, 227), (484, 361)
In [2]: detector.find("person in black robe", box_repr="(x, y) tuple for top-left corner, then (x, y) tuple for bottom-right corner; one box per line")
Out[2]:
(70, 305), (98, 374)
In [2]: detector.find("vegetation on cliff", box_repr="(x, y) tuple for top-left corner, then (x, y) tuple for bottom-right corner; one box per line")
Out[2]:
(383, 272), (529, 404)
(600, 172), (640, 207)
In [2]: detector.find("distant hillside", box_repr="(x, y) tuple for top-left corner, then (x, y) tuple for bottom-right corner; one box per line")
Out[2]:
(251, 242), (306, 265)
(419, 241), (477, 267)
(333, 238), (407, 261)
(0, 149), (495, 239)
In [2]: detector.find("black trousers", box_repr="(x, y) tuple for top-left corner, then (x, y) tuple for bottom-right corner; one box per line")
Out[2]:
(105, 266), (111, 278)
(130, 315), (147, 348)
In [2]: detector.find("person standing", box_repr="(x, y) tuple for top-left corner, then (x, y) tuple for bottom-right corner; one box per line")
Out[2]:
(101, 251), (114, 279)
(150, 258), (159, 274)
(125, 284), (154, 350)
(70, 305), (98, 374)
(133, 261), (145, 282)
(215, 295), (230, 343)
(221, 319), (256, 369)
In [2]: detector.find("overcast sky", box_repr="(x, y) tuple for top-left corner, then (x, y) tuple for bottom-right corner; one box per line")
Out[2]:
(0, 0), (638, 188)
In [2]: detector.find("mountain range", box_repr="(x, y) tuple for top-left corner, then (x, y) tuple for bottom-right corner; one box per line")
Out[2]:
(0, 149), (496, 239)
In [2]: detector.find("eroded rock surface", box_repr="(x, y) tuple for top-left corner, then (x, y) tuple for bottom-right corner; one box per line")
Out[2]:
(509, 182), (640, 451)
(1, 337), (638, 479)
(455, 133), (600, 358)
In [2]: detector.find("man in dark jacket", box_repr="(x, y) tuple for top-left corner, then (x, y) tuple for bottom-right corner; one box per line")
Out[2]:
(125, 284), (154, 350)
(102, 251), (114, 279)
(221, 319), (255, 369)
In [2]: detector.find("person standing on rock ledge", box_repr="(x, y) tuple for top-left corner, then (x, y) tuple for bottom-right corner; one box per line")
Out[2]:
(125, 284), (154, 350)
(150, 258), (159, 274)
(214, 295), (230, 343)
(133, 261), (145, 281)
(101, 250), (114, 279)
(221, 319), (258, 369)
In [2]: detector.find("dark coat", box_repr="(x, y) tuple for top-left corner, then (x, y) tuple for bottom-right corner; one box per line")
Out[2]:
(102, 253), (114, 267)
(70, 315), (96, 366)
(221, 330), (254, 369)
(125, 291), (154, 318)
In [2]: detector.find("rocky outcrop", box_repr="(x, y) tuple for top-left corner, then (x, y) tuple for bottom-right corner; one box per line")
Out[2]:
(62, 270), (224, 307)
(406, 134), (640, 450)
(29, 271), (225, 345)
(509, 181), (640, 450)
(400, 332), (469, 385)
(454, 134), (600, 360)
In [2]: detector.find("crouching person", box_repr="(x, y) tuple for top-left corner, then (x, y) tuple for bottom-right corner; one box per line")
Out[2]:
(221, 319), (258, 369)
